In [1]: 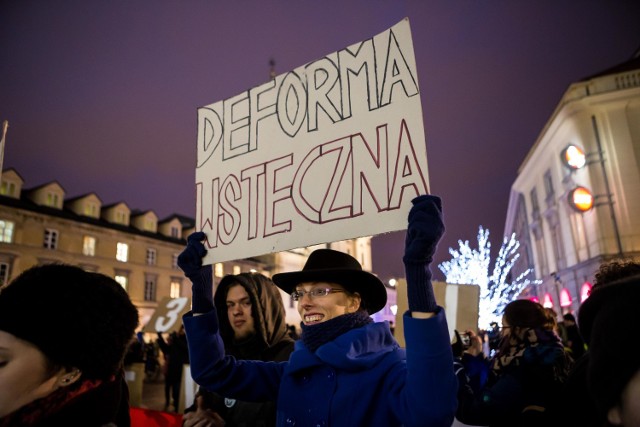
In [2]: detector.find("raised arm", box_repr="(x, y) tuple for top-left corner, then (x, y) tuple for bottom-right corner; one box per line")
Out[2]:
(178, 231), (214, 315)
(403, 195), (445, 318)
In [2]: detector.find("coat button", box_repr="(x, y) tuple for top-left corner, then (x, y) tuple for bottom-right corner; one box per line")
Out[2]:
(286, 417), (296, 426)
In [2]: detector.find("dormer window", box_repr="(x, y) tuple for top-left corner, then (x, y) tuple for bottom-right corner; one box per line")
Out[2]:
(0, 182), (16, 197)
(116, 211), (128, 225)
(46, 192), (60, 208)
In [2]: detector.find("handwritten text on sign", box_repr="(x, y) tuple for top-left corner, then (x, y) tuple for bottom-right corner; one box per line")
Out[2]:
(196, 19), (429, 263)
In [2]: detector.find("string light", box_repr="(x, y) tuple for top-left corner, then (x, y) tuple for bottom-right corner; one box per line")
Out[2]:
(438, 226), (541, 328)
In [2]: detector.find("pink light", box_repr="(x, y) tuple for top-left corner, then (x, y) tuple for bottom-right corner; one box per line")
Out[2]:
(543, 293), (554, 308)
(529, 296), (539, 303)
(580, 282), (592, 302)
(560, 288), (572, 307)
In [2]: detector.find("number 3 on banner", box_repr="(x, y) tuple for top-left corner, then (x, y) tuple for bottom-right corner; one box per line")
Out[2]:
(155, 298), (189, 332)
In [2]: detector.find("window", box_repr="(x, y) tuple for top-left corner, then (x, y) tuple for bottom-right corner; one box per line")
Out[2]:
(529, 188), (539, 215)
(0, 220), (14, 243)
(214, 263), (224, 278)
(84, 203), (97, 217)
(116, 242), (129, 262)
(115, 274), (128, 290)
(83, 236), (96, 256)
(43, 229), (58, 249)
(0, 182), (15, 197)
(543, 170), (555, 207)
(146, 248), (157, 266)
(144, 275), (157, 301)
(170, 280), (182, 298)
(0, 262), (9, 286)
(116, 211), (128, 224)
(171, 226), (179, 238)
(233, 265), (241, 275)
(46, 192), (60, 208)
(145, 219), (155, 231)
(172, 253), (179, 269)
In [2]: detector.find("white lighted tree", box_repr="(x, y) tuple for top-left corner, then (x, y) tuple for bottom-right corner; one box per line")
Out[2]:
(438, 226), (539, 328)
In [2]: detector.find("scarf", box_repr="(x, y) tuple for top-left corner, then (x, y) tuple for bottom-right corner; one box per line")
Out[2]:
(492, 327), (570, 383)
(0, 377), (104, 427)
(300, 311), (373, 353)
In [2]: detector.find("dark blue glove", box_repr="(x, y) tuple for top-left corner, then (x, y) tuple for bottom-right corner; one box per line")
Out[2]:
(403, 195), (445, 264)
(178, 232), (214, 313)
(403, 195), (445, 313)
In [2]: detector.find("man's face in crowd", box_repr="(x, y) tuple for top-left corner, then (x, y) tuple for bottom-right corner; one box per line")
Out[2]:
(226, 284), (256, 340)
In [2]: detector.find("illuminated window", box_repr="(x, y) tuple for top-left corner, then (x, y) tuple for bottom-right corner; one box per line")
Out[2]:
(116, 242), (129, 262)
(84, 203), (98, 217)
(170, 280), (182, 298)
(46, 193), (60, 208)
(83, 236), (96, 256)
(560, 288), (572, 307)
(580, 282), (593, 302)
(0, 182), (15, 197)
(0, 220), (14, 243)
(115, 274), (128, 290)
(233, 265), (241, 275)
(146, 248), (157, 265)
(214, 263), (224, 278)
(543, 293), (554, 308)
(43, 229), (58, 250)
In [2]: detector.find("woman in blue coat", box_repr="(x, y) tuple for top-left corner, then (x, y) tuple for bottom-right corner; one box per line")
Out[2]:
(179, 195), (457, 427)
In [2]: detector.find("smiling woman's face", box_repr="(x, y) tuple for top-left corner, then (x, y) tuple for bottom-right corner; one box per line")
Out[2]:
(295, 282), (361, 325)
(0, 330), (62, 417)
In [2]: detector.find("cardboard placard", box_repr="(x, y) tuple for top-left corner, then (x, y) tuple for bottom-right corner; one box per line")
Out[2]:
(394, 280), (480, 347)
(142, 297), (191, 333)
(195, 19), (429, 263)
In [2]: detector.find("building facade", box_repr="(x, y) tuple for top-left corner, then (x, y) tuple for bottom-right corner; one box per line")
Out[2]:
(504, 50), (640, 315)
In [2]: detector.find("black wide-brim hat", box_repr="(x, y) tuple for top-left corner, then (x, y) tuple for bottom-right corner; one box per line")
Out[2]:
(272, 248), (387, 315)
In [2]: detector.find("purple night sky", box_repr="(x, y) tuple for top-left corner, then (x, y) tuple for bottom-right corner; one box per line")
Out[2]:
(1, 1), (639, 282)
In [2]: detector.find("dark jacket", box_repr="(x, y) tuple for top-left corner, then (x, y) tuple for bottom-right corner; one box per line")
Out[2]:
(456, 329), (570, 427)
(184, 308), (456, 427)
(186, 273), (295, 427)
(157, 330), (190, 382)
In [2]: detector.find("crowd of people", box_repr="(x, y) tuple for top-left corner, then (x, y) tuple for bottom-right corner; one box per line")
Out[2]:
(1, 196), (639, 427)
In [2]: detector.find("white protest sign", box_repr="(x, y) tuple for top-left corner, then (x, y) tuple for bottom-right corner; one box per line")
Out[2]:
(196, 18), (429, 263)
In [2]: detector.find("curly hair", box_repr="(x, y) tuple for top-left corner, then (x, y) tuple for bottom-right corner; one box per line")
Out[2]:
(593, 260), (640, 289)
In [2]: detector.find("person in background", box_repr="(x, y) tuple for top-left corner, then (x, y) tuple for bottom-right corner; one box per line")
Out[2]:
(157, 325), (190, 412)
(179, 195), (457, 427)
(549, 260), (640, 427)
(579, 274), (640, 427)
(0, 263), (139, 426)
(561, 313), (585, 360)
(182, 272), (295, 427)
(455, 299), (571, 426)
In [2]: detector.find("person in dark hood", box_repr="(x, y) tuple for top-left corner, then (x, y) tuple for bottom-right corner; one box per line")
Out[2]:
(182, 272), (294, 427)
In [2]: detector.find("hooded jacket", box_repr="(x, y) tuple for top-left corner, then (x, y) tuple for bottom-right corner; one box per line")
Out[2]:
(187, 273), (295, 427)
(184, 307), (456, 427)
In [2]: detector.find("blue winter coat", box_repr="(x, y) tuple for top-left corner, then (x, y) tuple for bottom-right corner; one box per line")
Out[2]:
(183, 308), (457, 427)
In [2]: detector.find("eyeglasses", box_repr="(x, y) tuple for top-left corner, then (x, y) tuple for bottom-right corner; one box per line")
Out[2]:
(291, 288), (345, 301)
